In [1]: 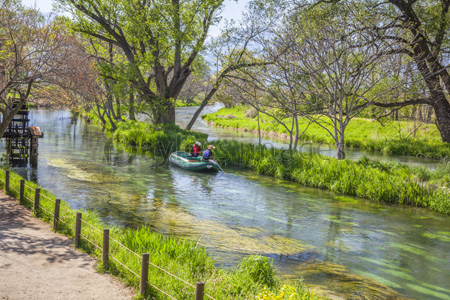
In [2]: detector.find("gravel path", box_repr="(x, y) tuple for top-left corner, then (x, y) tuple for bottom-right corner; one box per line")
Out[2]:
(0, 192), (135, 300)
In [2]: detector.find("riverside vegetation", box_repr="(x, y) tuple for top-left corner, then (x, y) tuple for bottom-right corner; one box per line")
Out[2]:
(86, 109), (450, 214)
(0, 169), (317, 300)
(70, 110), (450, 299)
(202, 106), (450, 160)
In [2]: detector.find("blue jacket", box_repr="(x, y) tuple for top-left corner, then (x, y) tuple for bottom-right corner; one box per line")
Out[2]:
(202, 149), (212, 160)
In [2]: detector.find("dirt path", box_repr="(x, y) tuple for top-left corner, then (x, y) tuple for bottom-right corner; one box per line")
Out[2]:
(0, 192), (135, 300)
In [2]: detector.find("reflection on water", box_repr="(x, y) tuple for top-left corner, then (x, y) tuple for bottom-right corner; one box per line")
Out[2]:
(4, 109), (450, 300)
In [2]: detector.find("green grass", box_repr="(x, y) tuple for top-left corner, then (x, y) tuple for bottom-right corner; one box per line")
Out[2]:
(175, 101), (200, 107)
(80, 108), (450, 214)
(113, 122), (207, 155)
(202, 106), (450, 160)
(209, 140), (450, 214)
(0, 169), (318, 300)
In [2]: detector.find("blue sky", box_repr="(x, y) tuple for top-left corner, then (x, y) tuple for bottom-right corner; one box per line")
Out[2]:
(21, 0), (249, 36)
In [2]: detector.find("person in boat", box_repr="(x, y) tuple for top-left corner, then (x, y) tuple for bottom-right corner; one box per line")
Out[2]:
(202, 145), (215, 161)
(191, 141), (202, 157)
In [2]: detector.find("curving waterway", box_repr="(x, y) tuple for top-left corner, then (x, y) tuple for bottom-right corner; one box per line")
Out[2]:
(6, 109), (450, 300)
(177, 104), (442, 169)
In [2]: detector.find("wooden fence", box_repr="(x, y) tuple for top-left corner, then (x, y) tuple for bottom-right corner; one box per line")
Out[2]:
(0, 169), (215, 300)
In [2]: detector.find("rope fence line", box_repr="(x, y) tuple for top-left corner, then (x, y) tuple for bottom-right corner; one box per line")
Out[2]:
(38, 205), (53, 216)
(80, 224), (102, 245)
(147, 260), (196, 289)
(57, 217), (75, 230)
(80, 218), (103, 234)
(146, 280), (177, 300)
(110, 254), (141, 278)
(204, 294), (216, 300)
(40, 193), (56, 204)
(23, 195), (34, 204)
(108, 235), (141, 259)
(24, 183), (35, 190)
(9, 174), (21, 181)
(58, 203), (75, 215)
(2, 169), (214, 300)
(80, 233), (102, 251)
(10, 186), (20, 194)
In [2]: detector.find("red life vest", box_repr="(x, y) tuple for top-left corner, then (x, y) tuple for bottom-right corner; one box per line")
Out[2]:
(192, 145), (200, 154)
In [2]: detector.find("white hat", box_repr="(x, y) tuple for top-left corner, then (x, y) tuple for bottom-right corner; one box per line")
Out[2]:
(195, 141), (201, 146)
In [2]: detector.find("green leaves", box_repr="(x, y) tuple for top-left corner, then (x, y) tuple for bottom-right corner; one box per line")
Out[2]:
(59, 0), (224, 122)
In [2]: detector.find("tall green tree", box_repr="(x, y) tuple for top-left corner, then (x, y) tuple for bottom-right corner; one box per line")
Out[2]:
(59, 0), (224, 124)
(316, 0), (450, 143)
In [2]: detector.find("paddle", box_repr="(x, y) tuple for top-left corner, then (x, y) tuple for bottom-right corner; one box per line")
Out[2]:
(216, 161), (226, 174)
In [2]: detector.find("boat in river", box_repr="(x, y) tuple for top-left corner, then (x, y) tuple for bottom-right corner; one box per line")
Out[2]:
(169, 151), (220, 172)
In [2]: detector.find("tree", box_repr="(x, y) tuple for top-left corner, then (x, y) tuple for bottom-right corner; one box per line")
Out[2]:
(0, 1), (67, 137)
(184, 0), (280, 130)
(316, 0), (450, 143)
(177, 59), (210, 105)
(233, 2), (404, 158)
(58, 0), (224, 124)
(48, 33), (124, 130)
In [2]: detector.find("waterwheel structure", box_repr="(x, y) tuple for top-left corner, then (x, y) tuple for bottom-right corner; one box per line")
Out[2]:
(3, 100), (43, 167)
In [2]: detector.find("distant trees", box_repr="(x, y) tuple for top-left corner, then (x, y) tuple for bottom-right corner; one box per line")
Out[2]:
(177, 60), (210, 105)
(0, 1), (69, 137)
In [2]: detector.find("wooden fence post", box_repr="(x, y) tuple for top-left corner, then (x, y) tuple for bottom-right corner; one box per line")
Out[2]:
(34, 188), (40, 214)
(103, 229), (109, 267)
(140, 253), (149, 297)
(195, 282), (205, 300)
(5, 171), (9, 193)
(75, 212), (82, 248)
(19, 180), (24, 205)
(53, 199), (60, 231)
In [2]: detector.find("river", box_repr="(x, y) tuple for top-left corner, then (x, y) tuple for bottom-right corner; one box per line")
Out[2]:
(177, 104), (442, 169)
(6, 109), (450, 300)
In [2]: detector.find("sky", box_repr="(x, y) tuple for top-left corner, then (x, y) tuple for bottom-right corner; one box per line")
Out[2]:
(21, 0), (250, 36)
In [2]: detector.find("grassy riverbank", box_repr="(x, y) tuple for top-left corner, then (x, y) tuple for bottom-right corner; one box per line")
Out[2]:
(0, 169), (317, 300)
(202, 106), (450, 160)
(209, 140), (450, 213)
(175, 101), (200, 107)
(90, 114), (450, 214)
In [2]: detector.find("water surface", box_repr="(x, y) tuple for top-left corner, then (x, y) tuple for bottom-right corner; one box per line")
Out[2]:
(178, 104), (441, 169)
(7, 109), (450, 300)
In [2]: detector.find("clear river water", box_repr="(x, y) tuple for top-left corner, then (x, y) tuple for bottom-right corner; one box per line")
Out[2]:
(6, 108), (450, 300)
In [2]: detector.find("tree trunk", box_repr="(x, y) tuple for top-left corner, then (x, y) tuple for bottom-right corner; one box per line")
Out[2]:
(154, 99), (176, 124)
(95, 103), (107, 125)
(293, 114), (299, 150)
(257, 111), (261, 145)
(105, 106), (117, 131)
(336, 140), (345, 159)
(129, 93), (136, 121)
(432, 93), (450, 142)
(185, 83), (219, 130)
(426, 106), (433, 123)
(288, 114), (295, 150)
(336, 130), (345, 160)
(115, 94), (122, 121)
